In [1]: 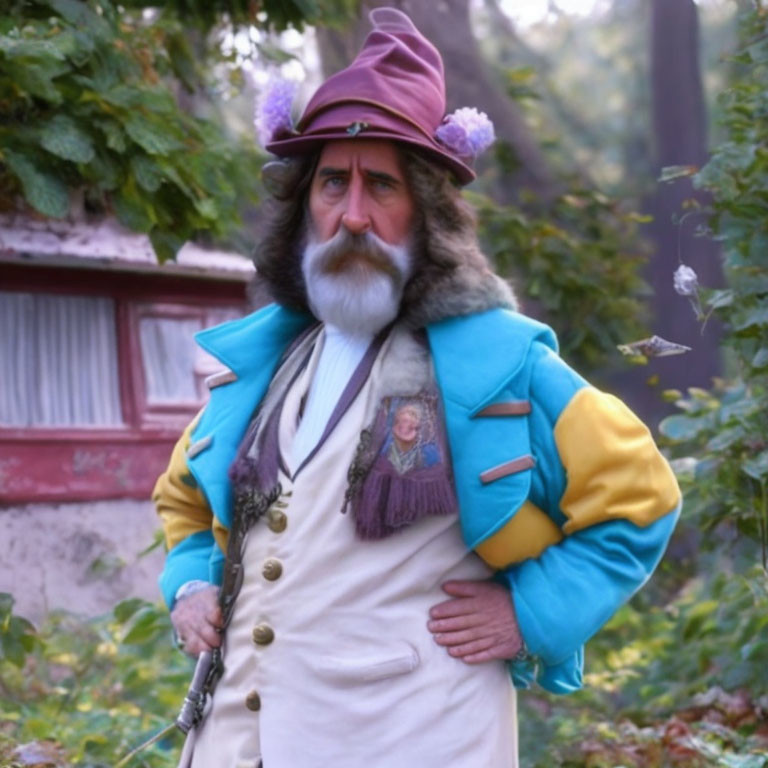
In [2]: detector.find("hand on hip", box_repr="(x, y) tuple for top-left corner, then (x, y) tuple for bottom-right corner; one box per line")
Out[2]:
(427, 580), (523, 663)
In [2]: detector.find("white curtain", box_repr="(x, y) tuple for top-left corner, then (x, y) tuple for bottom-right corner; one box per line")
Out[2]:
(139, 308), (242, 406)
(0, 291), (123, 427)
(139, 316), (203, 404)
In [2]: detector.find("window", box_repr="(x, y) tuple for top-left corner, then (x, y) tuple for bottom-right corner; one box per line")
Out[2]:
(0, 264), (249, 503)
(140, 314), (204, 405)
(135, 304), (240, 415)
(0, 291), (123, 428)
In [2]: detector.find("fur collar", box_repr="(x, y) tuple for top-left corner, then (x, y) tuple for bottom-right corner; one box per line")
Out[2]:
(399, 261), (517, 329)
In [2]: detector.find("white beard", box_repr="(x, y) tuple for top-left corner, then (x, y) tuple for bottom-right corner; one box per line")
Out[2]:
(302, 229), (412, 336)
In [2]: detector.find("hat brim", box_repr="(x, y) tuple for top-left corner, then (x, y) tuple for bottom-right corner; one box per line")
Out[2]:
(266, 129), (476, 186)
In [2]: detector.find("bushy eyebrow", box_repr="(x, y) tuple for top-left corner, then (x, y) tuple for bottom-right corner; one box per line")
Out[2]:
(367, 170), (400, 185)
(317, 167), (348, 178)
(317, 167), (402, 185)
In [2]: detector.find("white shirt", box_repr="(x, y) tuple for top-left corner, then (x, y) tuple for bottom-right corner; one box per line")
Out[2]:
(291, 324), (373, 469)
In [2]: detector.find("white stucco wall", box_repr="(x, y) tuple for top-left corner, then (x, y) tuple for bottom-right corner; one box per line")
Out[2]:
(0, 500), (166, 624)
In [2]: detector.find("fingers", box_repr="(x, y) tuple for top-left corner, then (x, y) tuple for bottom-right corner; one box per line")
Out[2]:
(427, 580), (523, 665)
(176, 618), (222, 656)
(427, 613), (482, 633)
(443, 637), (496, 658)
(196, 622), (223, 649)
(179, 630), (215, 657)
(429, 596), (479, 619)
(432, 627), (485, 647)
(195, 587), (222, 628)
(432, 631), (522, 664)
(206, 603), (223, 628)
(462, 633), (523, 663)
(440, 580), (483, 598)
(171, 588), (223, 656)
(462, 648), (499, 664)
(430, 581), (496, 618)
(175, 618), (222, 653)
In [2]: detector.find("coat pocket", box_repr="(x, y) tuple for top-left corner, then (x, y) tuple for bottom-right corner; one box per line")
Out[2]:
(312, 641), (421, 686)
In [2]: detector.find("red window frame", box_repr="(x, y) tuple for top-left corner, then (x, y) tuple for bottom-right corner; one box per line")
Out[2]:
(0, 262), (249, 503)
(130, 301), (219, 425)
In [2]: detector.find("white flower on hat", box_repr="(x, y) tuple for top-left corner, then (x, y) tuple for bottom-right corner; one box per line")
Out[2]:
(435, 107), (496, 158)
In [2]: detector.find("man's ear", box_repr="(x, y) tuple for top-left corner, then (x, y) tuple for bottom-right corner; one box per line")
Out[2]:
(261, 158), (303, 200)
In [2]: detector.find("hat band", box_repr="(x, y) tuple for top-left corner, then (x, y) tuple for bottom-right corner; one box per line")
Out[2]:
(298, 97), (439, 146)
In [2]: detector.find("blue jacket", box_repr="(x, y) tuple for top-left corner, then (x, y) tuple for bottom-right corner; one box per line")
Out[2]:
(155, 303), (681, 694)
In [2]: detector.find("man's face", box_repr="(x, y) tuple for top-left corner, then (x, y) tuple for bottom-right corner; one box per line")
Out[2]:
(308, 139), (414, 246)
(301, 140), (416, 335)
(393, 406), (420, 447)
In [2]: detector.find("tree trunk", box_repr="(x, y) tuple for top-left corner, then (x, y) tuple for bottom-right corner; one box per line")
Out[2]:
(640, 0), (723, 414)
(314, 0), (561, 205)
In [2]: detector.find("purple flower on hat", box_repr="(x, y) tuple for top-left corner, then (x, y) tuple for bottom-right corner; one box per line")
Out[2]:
(436, 107), (495, 158)
(255, 77), (298, 148)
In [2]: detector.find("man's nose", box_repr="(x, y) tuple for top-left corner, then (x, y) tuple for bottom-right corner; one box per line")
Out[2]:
(341, 176), (371, 235)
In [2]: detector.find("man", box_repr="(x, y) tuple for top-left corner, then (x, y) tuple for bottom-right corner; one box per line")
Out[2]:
(154, 8), (681, 767)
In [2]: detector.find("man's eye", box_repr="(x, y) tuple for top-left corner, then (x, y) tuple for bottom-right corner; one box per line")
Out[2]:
(324, 176), (346, 189)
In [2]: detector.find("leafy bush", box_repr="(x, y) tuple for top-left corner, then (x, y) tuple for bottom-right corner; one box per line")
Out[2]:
(0, 593), (192, 767)
(516, 5), (768, 764)
(474, 184), (649, 372)
(519, 558), (768, 767)
(0, 0), (266, 261)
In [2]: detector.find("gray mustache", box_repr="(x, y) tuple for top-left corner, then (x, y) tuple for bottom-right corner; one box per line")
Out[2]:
(310, 232), (403, 281)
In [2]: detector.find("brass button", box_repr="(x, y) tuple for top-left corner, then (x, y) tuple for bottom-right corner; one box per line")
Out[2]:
(262, 558), (283, 581)
(252, 624), (275, 646)
(268, 510), (287, 533)
(244, 690), (261, 711)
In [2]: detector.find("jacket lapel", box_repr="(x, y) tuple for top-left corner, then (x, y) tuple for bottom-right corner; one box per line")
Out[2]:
(187, 304), (313, 528)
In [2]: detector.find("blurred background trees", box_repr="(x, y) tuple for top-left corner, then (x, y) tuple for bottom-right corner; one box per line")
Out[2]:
(2, 0), (767, 766)
(0, 0), (736, 409)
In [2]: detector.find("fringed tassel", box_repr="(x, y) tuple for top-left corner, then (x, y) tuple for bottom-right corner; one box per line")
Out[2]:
(353, 464), (458, 540)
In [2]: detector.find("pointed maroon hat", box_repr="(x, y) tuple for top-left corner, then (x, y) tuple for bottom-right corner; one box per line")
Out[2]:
(265, 8), (490, 185)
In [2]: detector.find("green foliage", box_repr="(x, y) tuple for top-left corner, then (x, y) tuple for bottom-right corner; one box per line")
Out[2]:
(515, 7), (768, 764)
(114, 0), (357, 33)
(519, 558), (768, 767)
(658, 3), (768, 563)
(0, 0), (264, 261)
(476, 0), (738, 199)
(0, 594), (192, 767)
(473, 184), (649, 373)
(589, 560), (768, 709)
(0, 594), (39, 669)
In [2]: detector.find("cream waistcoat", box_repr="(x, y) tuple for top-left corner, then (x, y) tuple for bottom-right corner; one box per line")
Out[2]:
(191, 328), (518, 768)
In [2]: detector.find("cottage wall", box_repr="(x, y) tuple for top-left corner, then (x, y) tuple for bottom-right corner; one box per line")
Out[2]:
(0, 215), (256, 624)
(0, 500), (164, 622)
